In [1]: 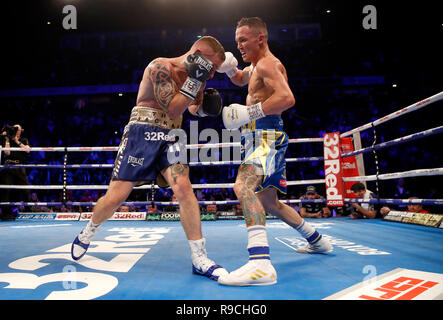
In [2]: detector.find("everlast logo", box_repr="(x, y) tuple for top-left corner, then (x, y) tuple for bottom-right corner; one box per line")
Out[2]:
(128, 156), (144, 167)
(195, 56), (213, 72)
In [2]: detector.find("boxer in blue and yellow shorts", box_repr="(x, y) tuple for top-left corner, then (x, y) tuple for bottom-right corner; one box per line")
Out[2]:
(216, 17), (332, 287)
(241, 115), (288, 195)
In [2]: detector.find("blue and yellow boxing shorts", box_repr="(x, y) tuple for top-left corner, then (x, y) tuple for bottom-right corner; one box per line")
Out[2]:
(241, 115), (288, 194)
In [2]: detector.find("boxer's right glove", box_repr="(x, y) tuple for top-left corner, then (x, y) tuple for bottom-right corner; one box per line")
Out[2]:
(222, 102), (265, 130)
(216, 52), (238, 78)
(180, 52), (214, 100)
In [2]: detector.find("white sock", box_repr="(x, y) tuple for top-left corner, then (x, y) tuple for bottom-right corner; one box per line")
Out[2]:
(247, 225), (269, 249)
(296, 220), (322, 244)
(78, 220), (101, 243)
(189, 238), (207, 260)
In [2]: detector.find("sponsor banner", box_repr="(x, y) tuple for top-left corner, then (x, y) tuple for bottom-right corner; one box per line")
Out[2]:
(160, 212), (180, 221)
(17, 213), (57, 221)
(157, 212), (216, 221)
(217, 215), (243, 220)
(323, 132), (345, 206)
(110, 212), (147, 221)
(80, 212), (146, 221)
(384, 210), (443, 228)
(146, 214), (161, 221)
(324, 268), (443, 300)
(55, 213), (81, 221)
(340, 137), (360, 198)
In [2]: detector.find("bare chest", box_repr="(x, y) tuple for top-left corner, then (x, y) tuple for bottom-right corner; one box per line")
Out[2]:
(247, 67), (272, 104)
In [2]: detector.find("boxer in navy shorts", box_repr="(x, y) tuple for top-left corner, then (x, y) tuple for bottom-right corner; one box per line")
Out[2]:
(71, 36), (229, 281)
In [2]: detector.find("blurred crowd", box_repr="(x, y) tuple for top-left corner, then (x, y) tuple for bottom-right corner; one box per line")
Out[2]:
(1, 23), (441, 215)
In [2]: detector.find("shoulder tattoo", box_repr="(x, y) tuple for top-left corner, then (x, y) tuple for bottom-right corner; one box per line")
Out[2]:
(148, 62), (178, 111)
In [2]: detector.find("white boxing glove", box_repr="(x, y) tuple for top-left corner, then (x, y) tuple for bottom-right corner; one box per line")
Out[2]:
(217, 52), (238, 78)
(222, 102), (265, 130)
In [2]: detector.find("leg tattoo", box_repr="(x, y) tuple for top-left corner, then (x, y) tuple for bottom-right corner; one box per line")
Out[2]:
(237, 165), (265, 227)
(170, 163), (188, 184)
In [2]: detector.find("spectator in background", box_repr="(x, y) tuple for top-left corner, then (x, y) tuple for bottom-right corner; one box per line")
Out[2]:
(29, 192), (49, 212)
(380, 196), (430, 217)
(349, 182), (381, 219)
(299, 186), (331, 218)
(0, 124), (31, 220)
(393, 178), (411, 199)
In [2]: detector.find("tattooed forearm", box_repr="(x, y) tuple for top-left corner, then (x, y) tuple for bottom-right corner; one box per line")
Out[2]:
(148, 62), (178, 111)
(236, 164), (266, 227)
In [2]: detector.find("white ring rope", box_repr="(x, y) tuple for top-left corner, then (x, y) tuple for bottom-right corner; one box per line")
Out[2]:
(0, 178), (328, 190)
(2, 167), (443, 192)
(2, 198), (443, 207)
(341, 91), (443, 137)
(1, 91), (442, 212)
(0, 137), (324, 153)
(342, 167), (443, 182)
(0, 155), (325, 169)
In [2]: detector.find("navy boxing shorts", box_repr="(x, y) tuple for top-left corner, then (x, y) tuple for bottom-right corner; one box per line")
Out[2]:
(111, 106), (185, 187)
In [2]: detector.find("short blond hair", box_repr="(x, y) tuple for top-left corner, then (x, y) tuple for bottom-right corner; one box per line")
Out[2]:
(193, 36), (226, 61)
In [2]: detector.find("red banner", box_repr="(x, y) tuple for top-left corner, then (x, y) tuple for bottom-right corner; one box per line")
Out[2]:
(323, 132), (345, 206)
(341, 137), (360, 199)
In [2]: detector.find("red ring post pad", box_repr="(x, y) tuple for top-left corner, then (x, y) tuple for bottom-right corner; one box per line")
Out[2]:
(323, 132), (345, 206)
(341, 137), (360, 199)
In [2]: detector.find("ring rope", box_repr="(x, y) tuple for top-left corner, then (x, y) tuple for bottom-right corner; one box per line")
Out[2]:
(0, 137), (324, 153)
(0, 178), (328, 190)
(371, 122), (381, 205)
(0, 155), (326, 169)
(2, 125), (441, 170)
(2, 92), (442, 215)
(2, 198), (443, 207)
(342, 167), (443, 182)
(341, 91), (443, 137)
(2, 124), (440, 167)
(1, 91), (441, 155)
(63, 147), (68, 204)
(1, 167), (442, 192)
(341, 125), (443, 159)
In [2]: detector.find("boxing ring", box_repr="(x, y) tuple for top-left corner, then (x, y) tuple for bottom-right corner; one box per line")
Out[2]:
(0, 91), (442, 301)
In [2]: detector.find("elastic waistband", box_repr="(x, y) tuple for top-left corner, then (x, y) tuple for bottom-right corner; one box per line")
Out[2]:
(129, 106), (182, 130)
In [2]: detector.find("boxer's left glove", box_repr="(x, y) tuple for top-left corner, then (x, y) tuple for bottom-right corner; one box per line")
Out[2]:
(217, 52), (238, 78)
(180, 52), (214, 100)
(196, 88), (223, 117)
(222, 102), (265, 130)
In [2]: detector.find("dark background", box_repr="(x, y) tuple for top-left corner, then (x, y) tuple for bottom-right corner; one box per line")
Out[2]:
(1, 0), (442, 209)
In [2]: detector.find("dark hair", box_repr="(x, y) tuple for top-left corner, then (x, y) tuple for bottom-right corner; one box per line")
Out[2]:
(351, 182), (366, 192)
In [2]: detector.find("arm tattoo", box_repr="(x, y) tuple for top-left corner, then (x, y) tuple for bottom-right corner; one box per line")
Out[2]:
(237, 164), (266, 226)
(148, 62), (178, 111)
